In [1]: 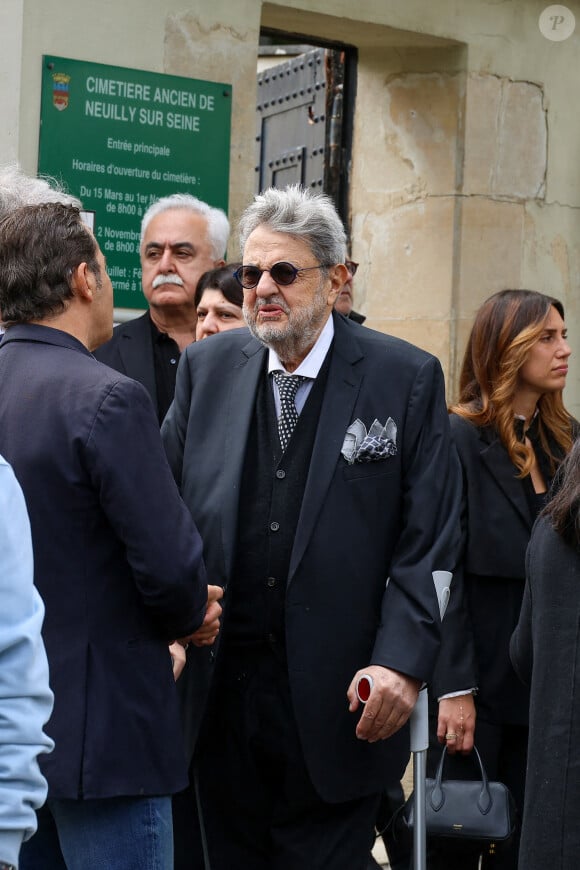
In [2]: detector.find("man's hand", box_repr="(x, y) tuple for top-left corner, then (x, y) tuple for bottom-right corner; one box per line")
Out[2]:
(173, 586), (224, 659)
(189, 584), (224, 648)
(169, 641), (187, 680)
(347, 665), (420, 743)
(437, 693), (476, 754)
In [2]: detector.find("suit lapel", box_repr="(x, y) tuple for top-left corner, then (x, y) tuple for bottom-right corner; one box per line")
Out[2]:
(119, 314), (157, 404)
(480, 434), (533, 529)
(288, 316), (364, 581)
(221, 336), (267, 580)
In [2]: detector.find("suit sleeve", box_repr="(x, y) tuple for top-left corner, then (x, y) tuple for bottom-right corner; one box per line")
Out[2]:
(86, 376), (207, 639)
(0, 460), (54, 864)
(161, 348), (195, 488)
(371, 356), (463, 685)
(430, 446), (478, 697)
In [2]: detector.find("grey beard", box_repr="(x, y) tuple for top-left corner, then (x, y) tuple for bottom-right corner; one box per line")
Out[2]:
(246, 319), (321, 362)
(243, 292), (329, 363)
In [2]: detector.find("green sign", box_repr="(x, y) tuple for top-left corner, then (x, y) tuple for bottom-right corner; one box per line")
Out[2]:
(38, 55), (232, 309)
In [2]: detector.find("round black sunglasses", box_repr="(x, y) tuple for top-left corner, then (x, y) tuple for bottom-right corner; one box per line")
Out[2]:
(234, 261), (331, 290)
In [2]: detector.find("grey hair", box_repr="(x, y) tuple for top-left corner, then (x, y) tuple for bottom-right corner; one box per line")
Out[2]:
(140, 193), (230, 260)
(238, 185), (347, 265)
(0, 164), (82, 217)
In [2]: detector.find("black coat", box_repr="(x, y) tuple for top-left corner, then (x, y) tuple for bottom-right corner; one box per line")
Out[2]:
(442, 414), (545, 723)
(511, 518), (580, 869)
(94, 311), (157, 409)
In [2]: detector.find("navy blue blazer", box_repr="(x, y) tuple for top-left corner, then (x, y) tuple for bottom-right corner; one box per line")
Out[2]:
(162, 313), (463, 802)
(94, 311), (157, 410)
(0, 324), (207, 799)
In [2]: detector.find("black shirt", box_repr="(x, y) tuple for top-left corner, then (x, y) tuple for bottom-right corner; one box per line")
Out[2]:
(515, 414), (563, 520)
(149, 316), (181, 423)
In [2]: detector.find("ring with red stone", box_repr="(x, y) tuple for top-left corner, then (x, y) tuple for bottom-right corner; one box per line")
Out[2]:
(356, 674), (374, 703)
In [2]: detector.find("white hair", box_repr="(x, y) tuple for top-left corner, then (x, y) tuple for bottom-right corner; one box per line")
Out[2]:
(140, 193), (230, 260)
(238, 184), (347, 265)
(0, 164), (82, 217)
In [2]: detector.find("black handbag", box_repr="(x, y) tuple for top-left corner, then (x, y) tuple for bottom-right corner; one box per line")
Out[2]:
(392, 745), (516, 850)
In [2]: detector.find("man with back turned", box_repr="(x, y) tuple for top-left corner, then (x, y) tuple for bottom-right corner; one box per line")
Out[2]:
(0, 202), (217, 870)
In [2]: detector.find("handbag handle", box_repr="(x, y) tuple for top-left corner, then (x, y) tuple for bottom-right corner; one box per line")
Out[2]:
(430, 745), (493, 815)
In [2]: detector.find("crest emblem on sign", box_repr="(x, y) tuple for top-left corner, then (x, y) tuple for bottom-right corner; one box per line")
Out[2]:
(52, 72), (71, 111)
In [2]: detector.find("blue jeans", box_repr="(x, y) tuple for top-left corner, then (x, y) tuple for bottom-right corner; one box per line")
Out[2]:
(20, 795), (173, 870)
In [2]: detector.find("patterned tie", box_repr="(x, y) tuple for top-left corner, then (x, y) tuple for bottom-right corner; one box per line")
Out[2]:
(272, 371), (306, 452)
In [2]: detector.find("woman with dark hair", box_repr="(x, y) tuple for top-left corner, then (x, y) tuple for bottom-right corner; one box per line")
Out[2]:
(511, 438), (580, 870)
(430, 289), (574, 870)
(194, 263), (244, 340)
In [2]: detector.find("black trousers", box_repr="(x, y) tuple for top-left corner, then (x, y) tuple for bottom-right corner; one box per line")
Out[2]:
(173, 648), (380, 870)
(425, 717), (528, 870)
(374, 782), (408, 870)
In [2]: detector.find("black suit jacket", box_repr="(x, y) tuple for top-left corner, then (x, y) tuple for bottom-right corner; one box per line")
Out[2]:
(441, 413), (541, 722)
(162, 313), (463, 802)
(450, 414), (535, 578)
(0, 324), (207, 799)
(94, 311), (157, 409)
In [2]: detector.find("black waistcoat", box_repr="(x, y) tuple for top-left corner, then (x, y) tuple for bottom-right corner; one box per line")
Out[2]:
(223, 351), (332, 654)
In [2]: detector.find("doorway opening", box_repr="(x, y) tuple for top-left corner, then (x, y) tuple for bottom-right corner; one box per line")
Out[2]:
(255, 28), (357, 232)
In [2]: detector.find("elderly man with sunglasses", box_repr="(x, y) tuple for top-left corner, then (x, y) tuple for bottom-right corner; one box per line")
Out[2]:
(162, 184), (462, 870)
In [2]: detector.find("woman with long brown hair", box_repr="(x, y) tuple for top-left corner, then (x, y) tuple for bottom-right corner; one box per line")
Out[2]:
(431, 289), (574, 870)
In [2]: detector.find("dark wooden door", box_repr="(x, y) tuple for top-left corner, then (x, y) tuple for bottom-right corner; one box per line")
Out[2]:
(255, 46), (350, 219)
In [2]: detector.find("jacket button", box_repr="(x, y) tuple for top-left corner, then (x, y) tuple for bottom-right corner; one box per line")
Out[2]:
(266, 577), (277, 588)
(270, 521), (280, 532)
(276, 469), (286, 479)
